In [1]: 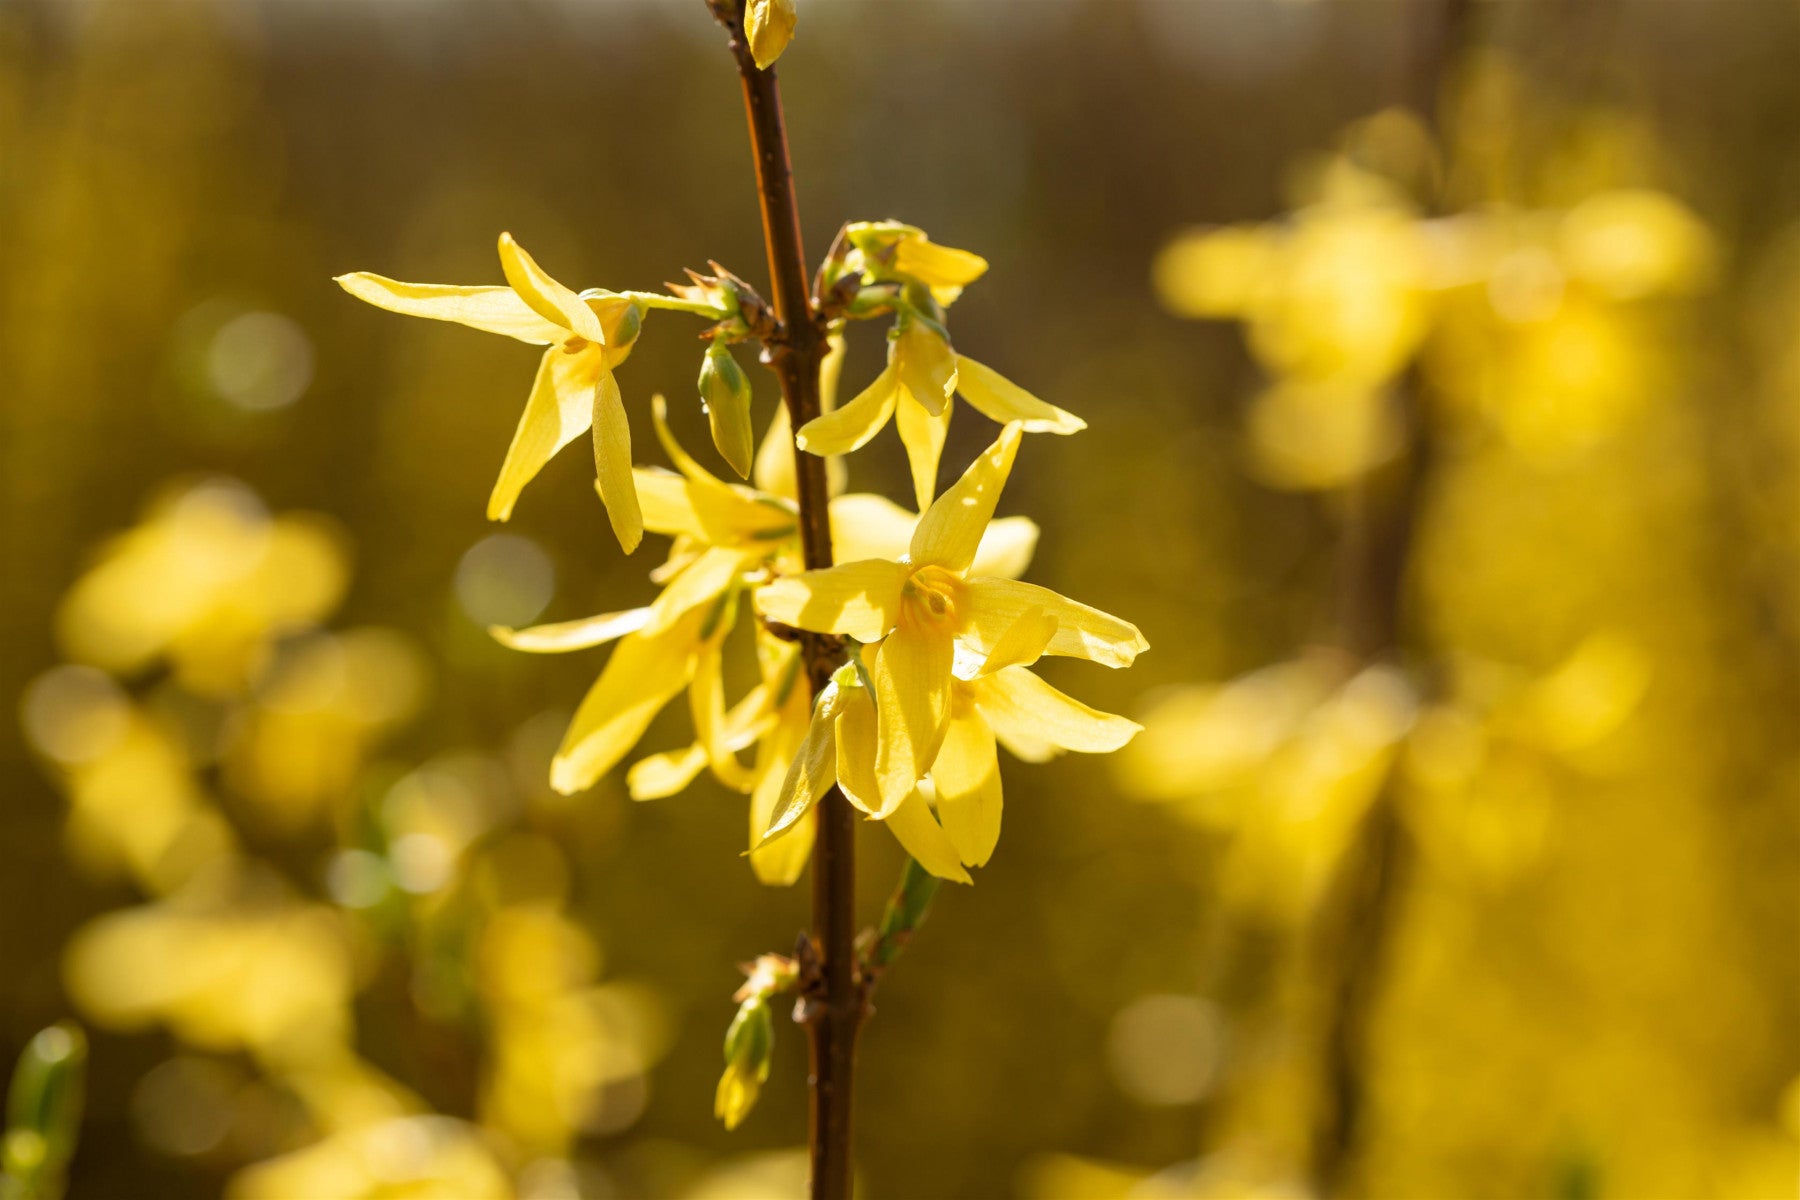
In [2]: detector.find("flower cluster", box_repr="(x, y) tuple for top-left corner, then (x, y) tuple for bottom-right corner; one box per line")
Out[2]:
(341, 223), (1147, 886)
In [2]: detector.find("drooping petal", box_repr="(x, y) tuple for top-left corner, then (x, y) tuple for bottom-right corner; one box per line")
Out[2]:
(593, 368), (644, 553)
(753, 403), (797, 501)
(691, 622), (755, 792)
(333, 275), (565, 344)
(828, 494), (917, 563)
(488, 347), (600, 522)
(895, 321), (958, 418)
(754, 560), (911, 642)
(909, 423), (1022, 572)
(969, 517), (1040, 581)
(755, 686), (843, 848)
(820, 328), (848, 412)
(976, 605), (1057, 675)
(871, 620), (954, 816)
(627, 744), (706, 801)
(831, 680), (885, 816)
(634, 468), (704, 539)
(895, 387), (951, 512)
(749, 687), (815, 885)
(795, 362), (899, 456)
(652, 395), (796, 545)
(893, 238), (989, 291)
(490, 606), (651, 653)
(955, 355), (1087, 434)
(882, 785), (971, 884)
(931, 707), (1003, 866)
(550, 610), (703, 795)
(497, 232), (605, 343)
(645, 546), (750, 633)
(974, 666), (1143, 757)
(961, 577), (1149, 668)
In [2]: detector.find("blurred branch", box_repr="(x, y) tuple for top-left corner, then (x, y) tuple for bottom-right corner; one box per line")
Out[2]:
(704, 4), (858, 1199)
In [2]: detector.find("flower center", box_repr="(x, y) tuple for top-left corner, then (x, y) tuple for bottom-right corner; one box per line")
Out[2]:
(903, 565), (961, 630)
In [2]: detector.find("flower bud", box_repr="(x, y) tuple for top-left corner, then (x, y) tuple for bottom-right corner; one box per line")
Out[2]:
(700, 339), (755, 479)
(4, 1022), (86, 1192)
(746, 0), (797, 71)
(714, 997), (774, 1131)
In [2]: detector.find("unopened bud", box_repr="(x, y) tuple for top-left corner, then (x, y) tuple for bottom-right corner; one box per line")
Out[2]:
(4, 1022), (85, 1193)
(714, 997), (775, 1131)
(746, 0), (797, 71)
(700, 339), (755, 479)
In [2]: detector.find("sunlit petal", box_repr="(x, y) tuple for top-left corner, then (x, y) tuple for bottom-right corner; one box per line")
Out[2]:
(872, 622), (953, 816)
(969, 517), (1039, 581)
(961, 577), (1148, 668)
(627, 744), (706, 801)
(832, 680), (884, 816)
(645, 546), (750, 633)
(749, 688), (815, 885)
(895, 321), (958, 418)
(882, 785), (971, 884)
(593, 369), (644, 553)
(754, 560), (911, 641)
(550, 611), (703, 795)
(497, 232), (604, 343)
(974, 666), (1142, 756)
(828, 494), (917, 563)
(895, 388), (950, 512)
(755, 687), (843, 848)
(332, 275), (565, 344)
(910, 423), (1022, 572)
(931, 709), (1003, 866)
(796, 362), (899, 456)
(489, 607), (651, 653)
(975, 605), (1056, 675)
(488, 347), (599, 522)
(955, 355), (1086, 434)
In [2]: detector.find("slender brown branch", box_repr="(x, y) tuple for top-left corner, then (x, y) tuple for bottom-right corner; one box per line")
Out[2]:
(706, 5), (857, 1198)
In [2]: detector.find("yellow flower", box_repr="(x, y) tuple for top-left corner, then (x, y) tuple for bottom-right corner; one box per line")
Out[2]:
(757, 423), (1148, 816)
(798, 225), (1085, 509)
(336, 233), (648, 550)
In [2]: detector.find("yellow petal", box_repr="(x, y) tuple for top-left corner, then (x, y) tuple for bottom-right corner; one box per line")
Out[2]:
(820, 328), (848, 412)
(754, 559), (910, 641)
(634, 468), (704, 539)
(969, 516), (1039, 581)
(795, 362), (899, 456)
(749, 688), (815, 885)
(961, 577), (1148, 668)
(488, 347), (599, 522)
(489, 606), (651, 653)
(550, 610), (702, 795)
(931, 708), (1002, 866)
(828, 493), (917, 563)
(909, 423), (1021, 573)
(954, 355), (1086, 434)
(497, 232), (605, 343)
(871, 621), (953, 816)
(593, 369), (644, 553)
(756, 687), (842, 848)
(333, 275), (565, 344)
(976, 605), (1056, 674)
(832, 679), (884, 816)
(691, 626), (755, 792)
(645, 546), (749, 634)
(895, 387), (950, 512)
(753, 403), (798, 501)
(894, 238), (989, 290)
(627, 743), (707, 801)
(895, 321), (957, 418)
(652, 395), (796, 544)
(973, 666), (1142, 757)
(882, 785), (971, 884)
(745, 0), (797, 70)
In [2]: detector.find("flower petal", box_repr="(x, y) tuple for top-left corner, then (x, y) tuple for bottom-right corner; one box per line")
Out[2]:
(633, 468), (704, 539)
(955, 355), (1086, 434)
(754, 559), (910, 642)
(795, 362), (899, 456)
(974, 666), (1143, 757)
(550, 611), (703, 795)
(645, 546), (749, 633)
(895, 321), (957, 418)
(497, 232), (605, 343)
(832, 680), (884, 816)
(755, 686), (843, 848)
(882, 784), (971, 884)
(969, 516), (1039, 581)
(593, 368), (644, 553)
(653, 395), (796, 544)
(961, 577), (1148, 668)
(975, 605), (1056, 675)
(894, 238), (989, 290)
(333, 275), (565, 344)
(488, 347), (598, 522)
(490, 606), (652, 653)
(749, 687), (815, 885)
(895, 387), (950, 512)
(931, 708), (1003, 866)
(828, 493), (917, 563)
(627, 744), (707, 801)
(691, 623), (755, 792)
(871, 621), (953, 816)
(909, 423), (1021, 572)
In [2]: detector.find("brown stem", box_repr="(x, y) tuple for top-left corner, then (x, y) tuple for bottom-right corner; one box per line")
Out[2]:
(706, 5), (857, 1198)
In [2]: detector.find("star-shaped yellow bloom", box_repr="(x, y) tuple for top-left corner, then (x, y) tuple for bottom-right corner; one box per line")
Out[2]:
(337, 233), (648, 550)
(756, 423), (1148, 815)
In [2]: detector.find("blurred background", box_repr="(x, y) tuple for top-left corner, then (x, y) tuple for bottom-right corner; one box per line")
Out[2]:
(2, 0), (1797, 1197)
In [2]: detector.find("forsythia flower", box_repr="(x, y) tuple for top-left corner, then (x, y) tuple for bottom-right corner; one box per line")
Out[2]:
(754, 424), (1147, 875)
(337, 234), (649, 549)
(798, 223), (1086, 509)
(745, 0), (797, 71)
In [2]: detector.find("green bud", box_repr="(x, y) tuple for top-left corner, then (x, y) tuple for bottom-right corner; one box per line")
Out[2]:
(714, 997), (774, 1131)
(3, 1023), (85, 1197)
(700, 339), (755, 479)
